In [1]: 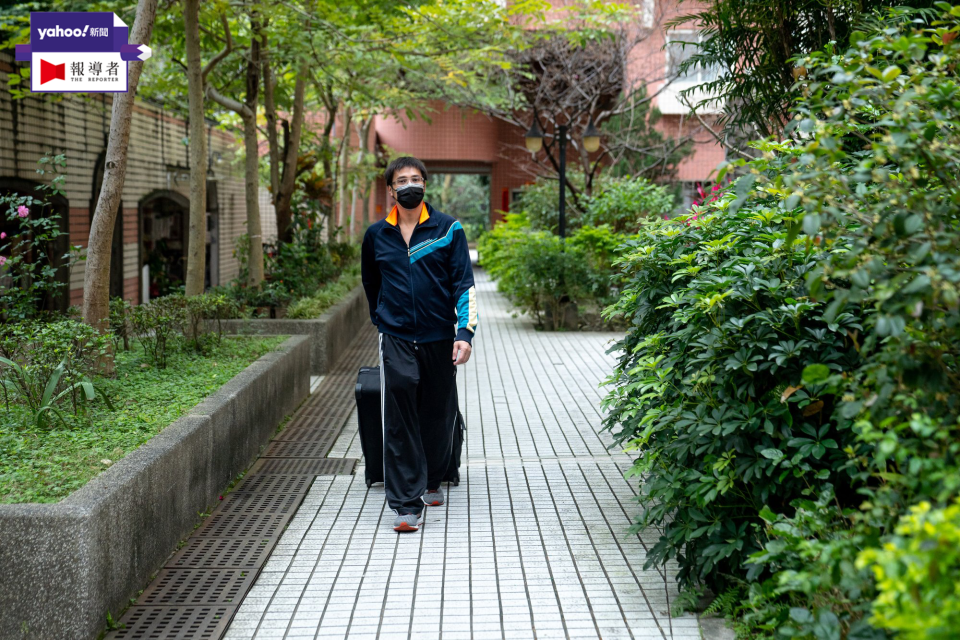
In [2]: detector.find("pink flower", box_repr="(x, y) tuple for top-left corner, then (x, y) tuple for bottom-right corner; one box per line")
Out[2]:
(0, 232), (5, 240)
(17, 205), (29, 218)
(0, 256), (6, 267)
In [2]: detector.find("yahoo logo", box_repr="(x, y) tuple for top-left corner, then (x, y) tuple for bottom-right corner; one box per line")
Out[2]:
(37, 25), (109, 40)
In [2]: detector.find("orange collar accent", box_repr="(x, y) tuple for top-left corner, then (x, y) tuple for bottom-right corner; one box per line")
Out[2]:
(386, 203), (429, 226)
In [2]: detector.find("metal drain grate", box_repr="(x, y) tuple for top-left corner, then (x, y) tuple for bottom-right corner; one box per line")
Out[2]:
(219, 492), (303, 515)
(234, 473), (315, 494)
(109, 329), (379, 640)
(263, 440), (337, 458)
(248, 457), (358, 475)
(139, 569), (257, 605)
(167, 538), (274, 569)
(272, 424), (339, 442)
(194, 512), (291, 538)
(112, 605), (233, 639)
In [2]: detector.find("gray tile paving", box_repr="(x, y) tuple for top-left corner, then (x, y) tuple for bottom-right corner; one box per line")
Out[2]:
(224, 269), (701, 639)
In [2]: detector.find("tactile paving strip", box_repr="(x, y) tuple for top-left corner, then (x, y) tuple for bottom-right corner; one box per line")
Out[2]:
(112, 605), (232, 639)
(248, 457), (358, 475)
(107, 327), (378, 640)
(139, 569), (257, 605)
(194, 513), (292, 538)
(167, 538), (274, 569)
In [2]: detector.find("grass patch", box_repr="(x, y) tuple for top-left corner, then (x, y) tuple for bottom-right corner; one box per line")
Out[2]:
(0, 335), (286, 504)
(285, 263), (361, 319)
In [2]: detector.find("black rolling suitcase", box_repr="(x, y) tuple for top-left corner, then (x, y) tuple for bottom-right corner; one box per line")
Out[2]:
(354, 365), (464, 488)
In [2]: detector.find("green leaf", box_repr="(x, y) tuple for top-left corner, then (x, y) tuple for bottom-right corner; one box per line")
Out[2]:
(758, 505), (777, 523)
(801, 364), (830, 385)
(881, 65), (901, 81)
(760, 448), (785, 461)
(790, 607), (814, 624)
(802, 213), (821, 237)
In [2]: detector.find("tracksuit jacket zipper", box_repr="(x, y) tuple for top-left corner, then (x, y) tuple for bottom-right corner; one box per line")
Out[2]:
(391, 224), (419, 344)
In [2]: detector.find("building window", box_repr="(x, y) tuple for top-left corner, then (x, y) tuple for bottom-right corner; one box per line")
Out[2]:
(659, 31), (723, 115)
(666, 31), (719, 88)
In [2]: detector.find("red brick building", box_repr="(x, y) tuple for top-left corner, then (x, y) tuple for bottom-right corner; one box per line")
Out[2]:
(0, 51), (275, 307)
(364, 0), (723, 226)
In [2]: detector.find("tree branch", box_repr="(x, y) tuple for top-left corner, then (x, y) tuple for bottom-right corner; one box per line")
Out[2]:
(680, 95), (754, 160)
(201, 12), (232, 84)
(206, 84), (251, 118)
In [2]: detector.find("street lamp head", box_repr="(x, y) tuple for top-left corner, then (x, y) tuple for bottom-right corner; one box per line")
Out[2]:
(524, 120), (544, 154)
(582, 120), (601, 153)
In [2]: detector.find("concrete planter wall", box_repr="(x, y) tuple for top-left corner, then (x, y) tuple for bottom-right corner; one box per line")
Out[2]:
(219, 284), (368, 376)
(0, 335), (310, 640)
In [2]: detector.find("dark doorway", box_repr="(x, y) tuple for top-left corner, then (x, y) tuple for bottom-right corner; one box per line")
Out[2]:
(424, 172), (491, 241)
(139, 190), (189, 299)
(206, 180), (219, 289)
(91, 152), (124, 299)
(0, 178), (71, 314)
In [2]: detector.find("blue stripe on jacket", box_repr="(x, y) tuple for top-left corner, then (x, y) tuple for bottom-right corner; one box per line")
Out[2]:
(409, 221), (463, 263)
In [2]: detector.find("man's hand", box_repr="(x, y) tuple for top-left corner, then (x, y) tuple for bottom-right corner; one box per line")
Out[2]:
(452, 340), (472, 365)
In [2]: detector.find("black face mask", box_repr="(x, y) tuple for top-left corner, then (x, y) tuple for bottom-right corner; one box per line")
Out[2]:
(395, 184), (425, 210)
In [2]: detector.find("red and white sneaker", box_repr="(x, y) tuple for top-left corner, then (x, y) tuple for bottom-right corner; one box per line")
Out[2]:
(393, 511), (424, 532)
(421, 488), (445, 507)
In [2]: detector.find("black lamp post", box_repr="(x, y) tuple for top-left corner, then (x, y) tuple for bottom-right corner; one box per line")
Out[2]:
(524, 119), (600, 239)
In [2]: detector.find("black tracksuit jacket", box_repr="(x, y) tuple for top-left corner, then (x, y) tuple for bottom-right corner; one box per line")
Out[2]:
(361, 202), (478, 345)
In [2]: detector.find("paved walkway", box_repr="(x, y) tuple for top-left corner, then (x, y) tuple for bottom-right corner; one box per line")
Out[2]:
(223, 270), (700, 640)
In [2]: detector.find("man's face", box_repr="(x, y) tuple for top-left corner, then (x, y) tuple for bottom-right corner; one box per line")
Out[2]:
(389, 166), (425, 201)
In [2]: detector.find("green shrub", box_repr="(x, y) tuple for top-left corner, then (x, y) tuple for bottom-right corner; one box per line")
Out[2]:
(513, 173), (590, 232)
(604, 5), (960, 636)
(514, 172), (674, 234)
(603, 160), (868, 590)
(109, 297), (131, 352)
(581, 176), (674, 232)
(231, 208), (359, 316)
(286, 264), (361, 319)
(0, 155), (77, 320)
(566, 224), (632, 309)
(857, 499), (960, 639)
(130, 294), (186, 368)
(479, 213), (596, 329)
(0, 319), (110, 424)
(184, 293), (239, 351)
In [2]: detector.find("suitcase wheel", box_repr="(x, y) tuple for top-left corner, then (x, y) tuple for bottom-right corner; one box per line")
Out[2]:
(453, 473), (460, 487)
(366, 478), (372, 489)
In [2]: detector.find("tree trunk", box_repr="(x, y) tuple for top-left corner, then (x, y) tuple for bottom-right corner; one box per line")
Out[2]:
(440, 173), (453, 209)
(83, 0), (159, 339)
(244, 32), (264, 287)
(243, 112), (264, 286)
(349, 116), (370, 240)
(183, 0), (206, 297)
(274, 72), (306, 244)
(317, 97), (337, 239)
(336, 106), (353, 239)
(357, 116), (374, 227)
(262, 34), (281, 208)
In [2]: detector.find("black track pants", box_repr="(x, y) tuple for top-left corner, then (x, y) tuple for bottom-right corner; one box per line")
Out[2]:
(378, 333), (457, 515)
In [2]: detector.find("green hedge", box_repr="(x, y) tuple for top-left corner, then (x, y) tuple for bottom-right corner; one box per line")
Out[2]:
(478, 213), (628, 329)
(603, 5), (960, 637)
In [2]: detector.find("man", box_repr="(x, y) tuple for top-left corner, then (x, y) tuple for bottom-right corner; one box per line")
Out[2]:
(361, 156), (479, 532)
